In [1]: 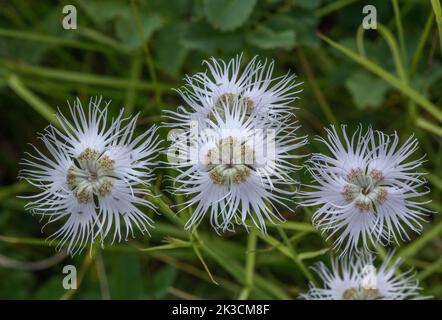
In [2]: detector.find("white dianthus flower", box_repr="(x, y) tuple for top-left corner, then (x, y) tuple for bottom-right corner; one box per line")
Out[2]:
(166, 54), (302, 129)
(301, 125), (431, 254)
(20, 97), (161, 255)
(169, 97), (306, 232)
(301, 252), (425, 300)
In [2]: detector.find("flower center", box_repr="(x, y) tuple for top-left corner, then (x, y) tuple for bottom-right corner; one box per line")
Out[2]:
(210, 93), (254, 121)
(67, 148), (115, 203)
(342, 287), (382, 300)
(342, 168), (387, 211)
(205, 136), (255, 185)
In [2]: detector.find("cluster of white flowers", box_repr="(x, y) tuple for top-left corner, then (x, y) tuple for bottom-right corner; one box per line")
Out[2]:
(167, 55), (306, 232)
(20, 97), (161, 255)
(20, 55), (432, 299)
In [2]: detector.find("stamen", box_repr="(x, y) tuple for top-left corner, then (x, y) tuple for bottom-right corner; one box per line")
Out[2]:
(210, 93), (255, 121)
(206, 136), (254, 185)
(342, 287), (382, 300)
(67, 148), (116, 203)
(342, 167), (388, 212)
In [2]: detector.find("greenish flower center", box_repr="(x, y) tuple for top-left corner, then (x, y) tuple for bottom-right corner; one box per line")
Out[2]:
(342, 287), (382, 300)
(210, 93), (254, 121)
(67, 148), (115, 203)
(205, 136), (255, 185)
(342, 168), (387, 211)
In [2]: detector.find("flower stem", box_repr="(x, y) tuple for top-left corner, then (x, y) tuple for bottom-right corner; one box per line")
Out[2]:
(238, 228), (258, 300)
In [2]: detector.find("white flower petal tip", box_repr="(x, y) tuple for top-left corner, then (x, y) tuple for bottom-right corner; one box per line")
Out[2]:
(168, 92), (307, 233)
(300, 125), (432, 255)
(164, 53), (303, 130)
(300, 252), (427, 300)
(19, 96), (162, 255)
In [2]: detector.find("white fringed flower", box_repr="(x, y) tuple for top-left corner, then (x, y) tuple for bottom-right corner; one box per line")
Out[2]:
(20, 97), (161, 255)
(166, 54), (302, 129)
(301, 252), (424, 300)
(301, 125), (431, 254)
(169, 97), (306, 232)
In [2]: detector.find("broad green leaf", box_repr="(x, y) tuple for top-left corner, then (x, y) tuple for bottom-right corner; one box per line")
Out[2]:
(78, 0), (162, 50)
(204, 0), (257, 31)
(150, 0), (193, 18)
(153, 265), (177, 298)
(33, 276), (65, 299)
(109, 252), (145, 299)
(115, 13), (162, 50)
(0, 269), (34, 299)
(247, 26), (295, 49)
(182, 21), (243, 52)
(153, 23), (189, 76)
(345, 71), (390, 109)
(77, 0), (128, 26)
(411, 63), (442, 98)
(267, 13), (319, 48)
(296, 0), (321, 9)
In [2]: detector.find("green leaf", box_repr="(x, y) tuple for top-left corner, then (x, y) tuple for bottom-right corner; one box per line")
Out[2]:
(182, 21), (243, 52)
(33, 276), (65, 299)
(296, 0), (321, 9)
(115, 13), (162, 50)
(153, 265), (177, 298)
(247, 26), (295, 49)
(8, 75), (58, 126)
(78, 0), (163, 50)
(153, 23), (189, 76)
(266, 13), (318, 48)
(204, 0), (257, 31)
(109, 252), (145, 299)
(150, 0), (193, 19)
(77, 0), (128, 26)
(411, 63), (442, 98)
(345, 71), (390, 109)
(0, 269), (34, 299)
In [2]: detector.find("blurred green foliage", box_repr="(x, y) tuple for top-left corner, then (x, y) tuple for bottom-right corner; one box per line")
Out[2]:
(0, 0), (441, 299)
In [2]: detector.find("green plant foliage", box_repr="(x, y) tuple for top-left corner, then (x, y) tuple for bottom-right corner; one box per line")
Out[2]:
(0, 0), (441, 301)
(182, 21), (244, 53)
(154, 265), (177, 298)
(247, 25), (296, 49)
(108, 252), (145, 299)
(204, 0), (257, 31)
(345, 71), (390, 109)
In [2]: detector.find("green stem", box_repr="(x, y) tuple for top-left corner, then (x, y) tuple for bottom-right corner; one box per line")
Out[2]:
(238, 228), (258, 300)
(277, 227), (317, 286)
(392, 0), (407, 62)
(124, 50), (143, 115)
(399, 221), (442, 259)
(418, 256), (442, 281)
(411, 12), (434, 76)
(257, 231), (316, 286)
(0, 28), (109, 53)
(130, 0), (163, 109)
(318, 33), (442, 122)
(297, 48), (338, 126)
(7, 75), (58, 126)
(1, 61), (171, 91)
(416, 117), (442, 138)
(316, 0), (358, 17)
(431, 0), (442, 59)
